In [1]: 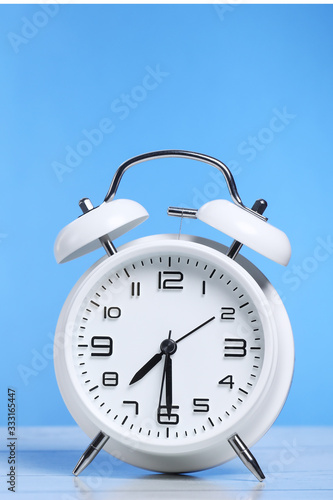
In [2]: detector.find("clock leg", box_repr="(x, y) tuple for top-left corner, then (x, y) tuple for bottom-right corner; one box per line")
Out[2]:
(226, 199), (267, 260)
(72, 431), (110, 476)
(228, 433), (265, 482)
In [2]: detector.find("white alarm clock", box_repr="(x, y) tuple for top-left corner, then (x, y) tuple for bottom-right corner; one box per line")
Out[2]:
(53, 150), (294, 481)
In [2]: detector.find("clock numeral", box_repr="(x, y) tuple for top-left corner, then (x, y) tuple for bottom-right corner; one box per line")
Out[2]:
(91, 336), (113, 357)
(218, 375), (234, 389)
(103, 306), (121, 319)
(102, 371), (118, 386)
(123, 400), (139, 415)
(158, 271), (184, 290)
(193, 398), (210, 413)
(131, 282), (141, 297)
(224, 338), (247, 358)
(221, 307), (235, 320)
(157, 405), (179, 425)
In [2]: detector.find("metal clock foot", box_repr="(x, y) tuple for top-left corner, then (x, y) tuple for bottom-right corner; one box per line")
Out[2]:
(228, 433), (265, 482)
(73, 431), (110, 476)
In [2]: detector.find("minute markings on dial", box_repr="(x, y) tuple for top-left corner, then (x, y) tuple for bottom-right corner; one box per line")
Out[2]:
(209, 269), (216, 278)
(90, 300), (100, 307)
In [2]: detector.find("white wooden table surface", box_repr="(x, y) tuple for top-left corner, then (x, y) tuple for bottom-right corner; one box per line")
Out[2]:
(1, 426), (332, 499)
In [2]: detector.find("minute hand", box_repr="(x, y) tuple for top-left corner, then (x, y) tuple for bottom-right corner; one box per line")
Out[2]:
(175, 316), (215, 344)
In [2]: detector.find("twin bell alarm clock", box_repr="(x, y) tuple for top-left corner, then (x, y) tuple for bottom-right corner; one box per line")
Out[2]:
(53, 150), (294, 480)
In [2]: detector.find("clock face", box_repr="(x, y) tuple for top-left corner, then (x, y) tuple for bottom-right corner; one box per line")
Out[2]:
(58, 237), (277, 449)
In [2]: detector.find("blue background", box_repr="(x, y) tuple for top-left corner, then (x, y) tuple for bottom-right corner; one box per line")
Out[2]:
(1, 4), (332, 427)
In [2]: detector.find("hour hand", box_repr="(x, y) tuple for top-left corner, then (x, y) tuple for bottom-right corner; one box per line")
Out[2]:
(129, 352), (163, 385)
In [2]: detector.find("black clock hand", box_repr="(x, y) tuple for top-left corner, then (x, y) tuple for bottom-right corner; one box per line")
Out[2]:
(165, 354), (173, 418)
(157, 352), (169, 416)
(175, 316), (215, 344)
(157, 330), (173, 419)
(129, 317), (215, 386)
(129, 352), (163, 385)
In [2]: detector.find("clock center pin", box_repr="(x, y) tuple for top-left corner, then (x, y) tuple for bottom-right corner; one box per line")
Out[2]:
(160, 338), (177, 355)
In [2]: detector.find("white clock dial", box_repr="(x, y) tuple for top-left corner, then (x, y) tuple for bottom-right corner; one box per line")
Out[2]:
(55, 235), (293, 473)
(72, 252), (265, 442)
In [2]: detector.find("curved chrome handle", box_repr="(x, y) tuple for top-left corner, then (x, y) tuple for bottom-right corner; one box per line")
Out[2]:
(104, 149), (265, 219)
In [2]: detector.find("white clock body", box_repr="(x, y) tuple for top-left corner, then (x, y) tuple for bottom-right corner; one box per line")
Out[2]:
(54, 234), (294, 473)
